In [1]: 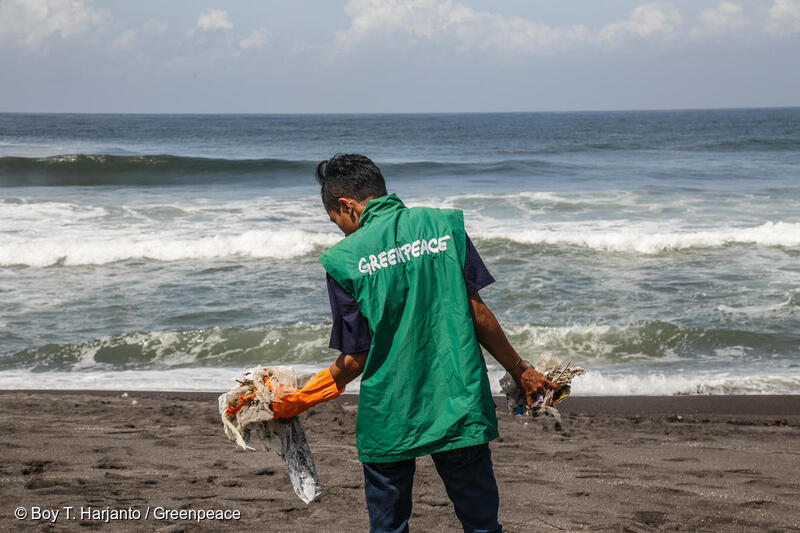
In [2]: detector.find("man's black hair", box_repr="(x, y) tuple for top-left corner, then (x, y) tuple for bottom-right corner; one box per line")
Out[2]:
(315, 153), (387, 212)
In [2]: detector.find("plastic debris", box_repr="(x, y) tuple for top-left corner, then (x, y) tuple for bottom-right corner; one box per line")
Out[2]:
(500, 355), (585, 424)
(219, 366), (323, 504)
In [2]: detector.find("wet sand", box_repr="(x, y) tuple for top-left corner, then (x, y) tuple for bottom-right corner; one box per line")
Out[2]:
(1, 391), (799, 532)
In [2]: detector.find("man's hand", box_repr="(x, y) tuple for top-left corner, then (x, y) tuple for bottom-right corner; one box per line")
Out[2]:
(512, 363), (558, 407)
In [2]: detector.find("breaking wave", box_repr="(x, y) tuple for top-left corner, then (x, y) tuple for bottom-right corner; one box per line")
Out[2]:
(568, 371), (800, 396)
(0, 324), (333, 372)
(474, 221), (800, 254)
(0, 229), (340, 267)
(1, 366), (798, 396)
(3, 320), (797, 374)
(4, 217), (798, 268)
(502, 321), (799, 364)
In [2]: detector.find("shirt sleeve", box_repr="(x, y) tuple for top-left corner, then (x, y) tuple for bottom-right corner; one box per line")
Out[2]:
(326, 273), (372, 354)
(463, 234), (495, 294)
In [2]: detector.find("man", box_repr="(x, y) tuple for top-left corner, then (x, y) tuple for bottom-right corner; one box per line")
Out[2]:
(272, 154), (556, 533)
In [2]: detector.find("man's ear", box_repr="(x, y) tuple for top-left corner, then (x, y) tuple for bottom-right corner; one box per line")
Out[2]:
(337, 197), (351, 213)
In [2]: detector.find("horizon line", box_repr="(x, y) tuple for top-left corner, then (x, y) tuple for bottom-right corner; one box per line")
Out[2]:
(1, 105), (799, 116)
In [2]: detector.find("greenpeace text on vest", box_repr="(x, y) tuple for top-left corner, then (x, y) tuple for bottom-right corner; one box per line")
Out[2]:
(358, 235), (451, 275)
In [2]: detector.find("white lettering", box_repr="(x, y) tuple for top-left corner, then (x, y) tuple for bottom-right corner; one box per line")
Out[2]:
(358, 257), (372, 274)
(152, 507), (241, 522)
(420, 239), (430, 255)
(31, 507), (60, 523)
(354, 233), (454, 275)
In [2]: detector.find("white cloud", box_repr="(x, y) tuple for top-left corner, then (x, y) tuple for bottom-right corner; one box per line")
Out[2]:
(336, 0), (590, 54)
(111, 28), (135, 50)
(110, 19), (167, 51)
(766, 0), (800, 36)
(598, 3), (682, 42)
(691, 2), (747, 39)
(197, 8), (232, 31)
(240, 28), (268, 50)
(0, 0), (107, 48)
(142, 18), (167, 36)
(335, 1), (685, 56)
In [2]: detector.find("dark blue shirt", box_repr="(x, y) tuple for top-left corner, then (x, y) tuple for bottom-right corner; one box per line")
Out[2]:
(327, 234), (494, 354)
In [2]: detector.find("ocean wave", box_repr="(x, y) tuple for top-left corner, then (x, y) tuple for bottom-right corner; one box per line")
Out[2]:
(0, 229), (340, 267)
(502, 321), (799, 363)
(434, 190), (639, 209)
(568, 371), (800, 396)
(694, 138), (800, 152)
(496, 143), (634, 155)
(0, 154), (317, 187)
(491, 137), (800, 155)
(0, 367), (325, 392)
(4, 320), (797, 374)
(0, 154), (570, 187)
(0, 324), (334, 372)
(717, 294), (797, 317)
(383, 158), (564, 176)
(474, 221), (800, 253)
(0, 366), (797, 396)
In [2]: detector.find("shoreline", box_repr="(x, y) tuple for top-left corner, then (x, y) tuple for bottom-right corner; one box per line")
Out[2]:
(2, 389), (799, 415)
(2, 390), (799, 531)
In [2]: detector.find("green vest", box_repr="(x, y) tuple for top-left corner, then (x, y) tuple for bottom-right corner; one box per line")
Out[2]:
(319, 194), (498, 463)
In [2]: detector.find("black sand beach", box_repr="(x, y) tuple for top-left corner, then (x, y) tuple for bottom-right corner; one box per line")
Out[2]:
(1, 391), (799, 532)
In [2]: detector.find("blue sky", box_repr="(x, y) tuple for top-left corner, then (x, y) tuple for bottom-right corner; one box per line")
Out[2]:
(1, 0), (799, 113)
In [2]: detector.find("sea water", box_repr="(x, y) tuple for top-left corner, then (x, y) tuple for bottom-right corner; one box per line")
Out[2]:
(1, 110), (798, 395)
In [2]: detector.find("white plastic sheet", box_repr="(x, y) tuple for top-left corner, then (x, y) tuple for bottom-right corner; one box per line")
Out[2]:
(219, 366), (323, 503)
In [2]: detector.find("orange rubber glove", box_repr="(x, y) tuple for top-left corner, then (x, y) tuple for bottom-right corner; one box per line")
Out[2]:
(271, 368), (343, 419)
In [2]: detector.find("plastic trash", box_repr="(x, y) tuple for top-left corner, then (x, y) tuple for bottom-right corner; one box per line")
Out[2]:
(219, 366), (323, 503)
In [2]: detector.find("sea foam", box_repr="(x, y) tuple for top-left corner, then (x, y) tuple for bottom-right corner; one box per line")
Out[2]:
(566, 371), (800, 396)
(1, 367), (797, 396)
(475, 221), (800, 254)
(5, 215), (798, 267)
(0, 229), (341, 267)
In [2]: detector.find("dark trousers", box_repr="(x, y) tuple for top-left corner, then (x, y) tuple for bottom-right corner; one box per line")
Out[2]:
(362, 443), (502, 533)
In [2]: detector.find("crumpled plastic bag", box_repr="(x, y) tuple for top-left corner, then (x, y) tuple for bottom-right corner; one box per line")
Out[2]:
(219, 366), (323, 503)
